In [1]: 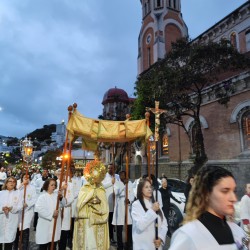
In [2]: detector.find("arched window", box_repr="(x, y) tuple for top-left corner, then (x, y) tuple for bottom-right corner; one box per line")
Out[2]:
(230, 32), (237, 48)
(162, 133), (169, 156)
(242, 111), (250, 151)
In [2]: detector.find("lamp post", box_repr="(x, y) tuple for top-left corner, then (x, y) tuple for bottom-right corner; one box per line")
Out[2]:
(19, 137), (33, 250)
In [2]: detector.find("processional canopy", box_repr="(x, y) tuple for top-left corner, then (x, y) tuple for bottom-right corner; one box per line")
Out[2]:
(66, 110), (152, 151)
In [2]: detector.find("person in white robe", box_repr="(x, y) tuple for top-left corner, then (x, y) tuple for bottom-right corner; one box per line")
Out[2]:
(13, 173), (37, 250)
(33, 169), (50, 231)
(131, 178), (168, 250)
(112, 171), (135, 250)
(169, 165), (247, 250)
(102, 164), (120, 244)
(35, 178), (66, 250)
(240, 183), (250, 236)
(54, 170), (74, 250)
(0, 177), (22, 250)
(69, 171), (83, 249)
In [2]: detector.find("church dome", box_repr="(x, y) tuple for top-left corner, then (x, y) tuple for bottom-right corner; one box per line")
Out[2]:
(102, 87), (129, 105)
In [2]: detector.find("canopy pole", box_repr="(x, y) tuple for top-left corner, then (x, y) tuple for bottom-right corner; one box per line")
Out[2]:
(124, 114), (131, 246)
(50, 104), (74, 250)
(145, 111), (151, 180)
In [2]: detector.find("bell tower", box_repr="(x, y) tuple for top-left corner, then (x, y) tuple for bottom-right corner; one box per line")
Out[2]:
(137, 0), (188, 75)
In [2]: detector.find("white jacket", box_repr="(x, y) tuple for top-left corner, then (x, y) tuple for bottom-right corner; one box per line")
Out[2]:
(35, 192), (66, 244)
(131, 199), (168, 250)
(18, 184), (37, 230)
(169, 219), (245, 250)
(0, 190), (22, 243)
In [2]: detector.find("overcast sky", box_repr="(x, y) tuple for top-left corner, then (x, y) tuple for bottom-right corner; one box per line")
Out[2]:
(0, 0), (247, 138)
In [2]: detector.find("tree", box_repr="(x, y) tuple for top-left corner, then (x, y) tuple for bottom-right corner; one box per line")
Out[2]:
(41, 149), (62, 169)
(133, 38), (250, 173)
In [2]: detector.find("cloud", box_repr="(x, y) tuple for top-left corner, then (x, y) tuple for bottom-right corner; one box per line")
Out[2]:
(0, 0), (246, 138)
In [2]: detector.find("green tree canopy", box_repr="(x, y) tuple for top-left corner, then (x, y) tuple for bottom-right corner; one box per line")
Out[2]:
(133, 38), (250, 173)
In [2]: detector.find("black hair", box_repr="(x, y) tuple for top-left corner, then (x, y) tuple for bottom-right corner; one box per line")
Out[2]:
(137, 178), (163, 220)
(42, 178), (57, 192)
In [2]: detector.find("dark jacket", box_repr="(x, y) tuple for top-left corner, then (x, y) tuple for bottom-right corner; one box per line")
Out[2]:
(159, 187), (180, 218)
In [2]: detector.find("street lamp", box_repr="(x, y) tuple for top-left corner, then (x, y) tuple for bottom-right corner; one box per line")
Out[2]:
(19, 137), (33, 250)
(20, 137), (33, 163)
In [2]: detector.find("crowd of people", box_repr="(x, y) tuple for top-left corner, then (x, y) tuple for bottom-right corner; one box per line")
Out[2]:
(0, 164), (250, 250)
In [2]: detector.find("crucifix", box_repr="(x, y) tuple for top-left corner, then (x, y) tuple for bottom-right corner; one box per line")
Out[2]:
(146, 101), (167, 250)
(146, 101), (167, 142)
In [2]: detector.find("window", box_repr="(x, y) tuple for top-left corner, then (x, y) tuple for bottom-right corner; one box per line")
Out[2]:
(155, 0), (162, 8)
(162, 133), (169, 155)
(168, 0), (172, 8)
(242, 111), (250, 151)
(147, 47), (151, 67)
(230, 32), (237, 48)
(144, 1), (151, 16)
(173, 0), (176, 9)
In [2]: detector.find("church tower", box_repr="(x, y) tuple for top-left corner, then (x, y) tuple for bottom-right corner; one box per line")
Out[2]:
(138, 0), (188, 75)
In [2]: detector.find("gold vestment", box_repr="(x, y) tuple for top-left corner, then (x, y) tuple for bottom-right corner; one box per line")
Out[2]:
(73, 183), (109, 250)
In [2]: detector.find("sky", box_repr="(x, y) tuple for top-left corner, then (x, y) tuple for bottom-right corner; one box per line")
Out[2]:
(0, 0), (247, 138)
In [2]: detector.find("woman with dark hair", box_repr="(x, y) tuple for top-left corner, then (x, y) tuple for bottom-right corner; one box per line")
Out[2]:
(0, 177), (22, 250)
(35, 178), (66, 250)
(131, 178), (168, 250)
(169, 165), (247, 250)
(13, 173), (37, 250)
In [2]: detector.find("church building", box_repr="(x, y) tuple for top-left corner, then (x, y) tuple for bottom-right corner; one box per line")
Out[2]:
(135, 0), (250, 192)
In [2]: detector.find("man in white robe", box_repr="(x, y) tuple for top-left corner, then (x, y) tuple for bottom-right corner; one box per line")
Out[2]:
(102, 164), (120, 244)
(112, 171), (134, 250)
(13, 175), (37, 250)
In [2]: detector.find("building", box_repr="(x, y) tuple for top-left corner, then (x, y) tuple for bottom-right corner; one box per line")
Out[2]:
(101, 87), (135, 167)
(102, 86), (135, 121)
(50, 120), (66, 147)
(136, 0), (250, 193)
(137, 0), (188, 74)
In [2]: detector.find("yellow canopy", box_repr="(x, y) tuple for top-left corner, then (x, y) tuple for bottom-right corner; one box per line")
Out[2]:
(66, 110), (152, 151)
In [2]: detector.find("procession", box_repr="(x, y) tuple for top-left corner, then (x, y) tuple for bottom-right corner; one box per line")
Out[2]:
(1, 101), (250, 250)
(1, 0), (250, 249)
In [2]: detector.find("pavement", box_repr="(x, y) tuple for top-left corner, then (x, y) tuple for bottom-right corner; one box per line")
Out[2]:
(29, 225), (170, 249)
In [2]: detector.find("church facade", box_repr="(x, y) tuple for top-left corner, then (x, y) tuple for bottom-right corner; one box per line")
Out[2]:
(135, 0), (250, 194)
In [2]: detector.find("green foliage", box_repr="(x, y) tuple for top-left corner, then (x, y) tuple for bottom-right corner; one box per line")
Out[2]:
(133, 38), (250, 172)
(6, 137), (19, 146)
(41, 149), (62, 169)
(27, 124), (56, 142)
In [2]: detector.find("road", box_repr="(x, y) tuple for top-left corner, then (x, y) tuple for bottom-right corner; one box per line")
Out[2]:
(29, 225), (170, 249)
